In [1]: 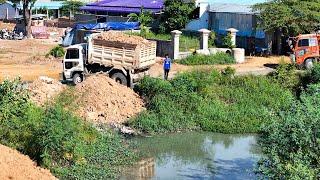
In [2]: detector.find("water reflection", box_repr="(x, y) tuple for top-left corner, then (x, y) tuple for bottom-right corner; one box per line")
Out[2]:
(121, 132), (260, 180)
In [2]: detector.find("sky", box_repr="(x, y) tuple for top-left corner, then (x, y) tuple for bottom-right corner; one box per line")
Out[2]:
(207, 0), (267, 5)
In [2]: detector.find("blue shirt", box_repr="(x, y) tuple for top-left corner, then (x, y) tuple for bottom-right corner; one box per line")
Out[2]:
(163, 58), (171, 70)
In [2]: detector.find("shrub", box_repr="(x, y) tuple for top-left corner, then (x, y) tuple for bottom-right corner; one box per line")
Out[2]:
(222, 33), (235, 49)
(38, 105), (136, 179)
(257, 84), (320, 179)
(48, 45), (65, 58)
(306, 63), (320, 83)
(269, 63), (301, 90)
(178, 52), (235, 65)
(130, 70), (294, 134)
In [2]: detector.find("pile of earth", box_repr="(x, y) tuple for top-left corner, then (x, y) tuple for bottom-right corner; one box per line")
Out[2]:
(94, 31), (151, 45)
(0, 144), (56, 180)
(28, 76), (65, 105)
(74, 74), (145, 125)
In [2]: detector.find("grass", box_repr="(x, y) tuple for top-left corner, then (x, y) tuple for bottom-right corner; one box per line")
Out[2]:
(126, 31), (200, 52)
(178, 52), (235, 65)
(130, 69), (295, 134)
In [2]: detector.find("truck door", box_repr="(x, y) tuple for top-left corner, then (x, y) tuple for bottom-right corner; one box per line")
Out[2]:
(64, 47), (84, 79)
(295, 38), (319, 65)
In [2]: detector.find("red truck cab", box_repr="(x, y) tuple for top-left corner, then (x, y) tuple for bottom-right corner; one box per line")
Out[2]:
(289, 34), (320, 69)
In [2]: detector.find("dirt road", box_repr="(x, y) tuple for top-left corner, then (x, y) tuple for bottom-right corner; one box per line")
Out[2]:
(0, 39), (61, 82)
(0, 38), (291, 82)
(149, 56), (291, 78)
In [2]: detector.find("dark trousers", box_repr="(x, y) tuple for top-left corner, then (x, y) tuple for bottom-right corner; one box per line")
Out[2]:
(164, 69), (170, 80)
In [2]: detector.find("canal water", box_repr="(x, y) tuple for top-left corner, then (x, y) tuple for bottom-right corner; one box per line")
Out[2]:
(120, 132), (261, 180)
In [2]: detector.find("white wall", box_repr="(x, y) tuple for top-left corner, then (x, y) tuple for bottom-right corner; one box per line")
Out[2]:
(185, 0), (209, 31)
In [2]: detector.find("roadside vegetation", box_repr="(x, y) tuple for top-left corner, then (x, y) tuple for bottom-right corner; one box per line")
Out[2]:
(257, 64), (320, 179)
(130, 67), (294, 133)
(0, 79), (136, 179)
(178, 52), (235, 65)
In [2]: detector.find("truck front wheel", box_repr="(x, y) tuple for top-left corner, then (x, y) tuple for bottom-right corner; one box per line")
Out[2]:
(305, 59), (314, 70)
(111, 72), (127, 86)
(73, 73), (83, 85)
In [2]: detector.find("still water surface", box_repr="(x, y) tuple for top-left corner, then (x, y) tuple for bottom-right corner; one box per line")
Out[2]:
(121, 132), (260, 180)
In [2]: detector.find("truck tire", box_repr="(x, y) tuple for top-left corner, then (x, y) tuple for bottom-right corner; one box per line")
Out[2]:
(111, 72), (127, 86)
(305, 59), (314, 70)
(73, 73), (82, 85)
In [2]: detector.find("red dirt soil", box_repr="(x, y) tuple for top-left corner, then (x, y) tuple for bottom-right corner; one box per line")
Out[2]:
(75, 75), (145, 124)
(0, 144), (56, 180)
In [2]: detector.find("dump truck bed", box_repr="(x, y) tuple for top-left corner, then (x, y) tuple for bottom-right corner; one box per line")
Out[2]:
(87, 32), (156, 70)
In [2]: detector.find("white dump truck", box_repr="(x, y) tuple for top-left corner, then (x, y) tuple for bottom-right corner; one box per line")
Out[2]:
(61, 32), (156, 87)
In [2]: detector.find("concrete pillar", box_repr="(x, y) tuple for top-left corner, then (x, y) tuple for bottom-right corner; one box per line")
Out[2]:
(57, 9), (60, 18)
(198, 28), (211, 50)
(46, 9), (49, 19)
(226, 28), (239, 47)
(171, 30), (182, 60)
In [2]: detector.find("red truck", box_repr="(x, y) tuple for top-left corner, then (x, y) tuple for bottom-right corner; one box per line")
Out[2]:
(289, 33), (320, 69)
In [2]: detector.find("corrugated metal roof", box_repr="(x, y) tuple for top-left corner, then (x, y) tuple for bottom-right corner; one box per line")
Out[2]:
(209, 3), (256, 14)
(17, 1), (64, 10)
(207, 0), (266, 5)
(81, 0), (164, 13)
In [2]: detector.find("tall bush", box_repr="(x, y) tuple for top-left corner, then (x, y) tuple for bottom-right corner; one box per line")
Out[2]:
(257, 84), (320, 179)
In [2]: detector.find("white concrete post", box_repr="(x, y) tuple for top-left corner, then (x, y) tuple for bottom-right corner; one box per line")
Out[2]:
(226, 28), (239, 47)
(198, 28), (211, 50)
(171, 30), (182, 60)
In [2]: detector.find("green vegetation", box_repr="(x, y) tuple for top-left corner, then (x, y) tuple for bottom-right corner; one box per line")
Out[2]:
(256, 64), (320, 179)
(130, 69), (294, 134)
(253, 0), (320, 35)
(178, 53), (235, 65)
(159, 0), (195, 33)
(127, 31), (200, 51)
(258, 84), (320, 179)
(222, 33), (235, 49)
(0, 79), (136, 179)
(60, 0), (85, 16)
(48, 45), (65, 58)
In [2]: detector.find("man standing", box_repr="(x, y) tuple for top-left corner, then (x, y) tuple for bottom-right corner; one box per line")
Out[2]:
(163, 54), (171, 80)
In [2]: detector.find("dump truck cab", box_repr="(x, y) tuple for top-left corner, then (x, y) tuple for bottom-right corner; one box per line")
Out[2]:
(289, 34), (320, 69)
(62, 44), (87, 84)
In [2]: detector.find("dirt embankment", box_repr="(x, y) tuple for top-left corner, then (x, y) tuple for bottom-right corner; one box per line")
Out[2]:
(28, 76), (65, 105)
(28, 75), (145, 125)
(74, 75), (145, 125)
(0, 144), (56, 180)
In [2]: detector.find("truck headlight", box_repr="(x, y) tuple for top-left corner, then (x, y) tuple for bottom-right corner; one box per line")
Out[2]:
(298, 50), (305, 56)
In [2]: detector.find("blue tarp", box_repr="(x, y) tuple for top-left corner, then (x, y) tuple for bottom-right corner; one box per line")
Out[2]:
(74, 22), (140, 30)
(61, 22), (140, 47)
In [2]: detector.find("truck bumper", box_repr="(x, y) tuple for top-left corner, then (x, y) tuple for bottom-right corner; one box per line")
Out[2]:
(290, 54), (296, 64)
(131, 70), (149, 83)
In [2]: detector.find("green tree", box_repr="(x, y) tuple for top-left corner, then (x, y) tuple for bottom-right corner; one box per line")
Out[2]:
(7, 0), (37, 38)
(60, 0), (84, 17)
(159, 0), (195, 33)
(253, 0), (320, 36)
(128, 7), (153, 27)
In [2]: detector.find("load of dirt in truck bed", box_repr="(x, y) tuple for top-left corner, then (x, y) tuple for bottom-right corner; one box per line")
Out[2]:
(28, 76), (65, 105)
(0, 144), (56, 180)
(94, 31), (151, 45)
(75, 75), (144, 124)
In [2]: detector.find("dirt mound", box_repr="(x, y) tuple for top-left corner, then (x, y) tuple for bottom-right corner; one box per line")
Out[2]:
(28, 76), (65, 105)
(0, 144), (56, 180)
(94, 31), (150, 45)
(75, 75), (144, 124)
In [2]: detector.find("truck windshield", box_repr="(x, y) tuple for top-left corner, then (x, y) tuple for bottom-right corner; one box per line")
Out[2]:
(65, 49), (79, 59)
(298, 39), (309, 47)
